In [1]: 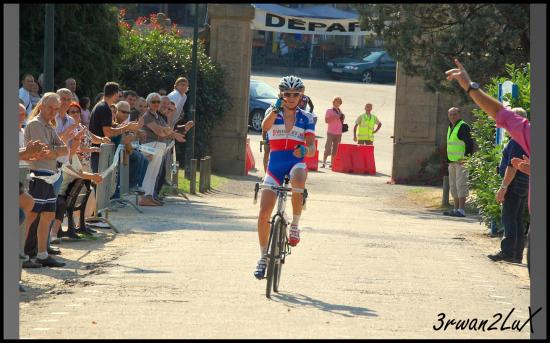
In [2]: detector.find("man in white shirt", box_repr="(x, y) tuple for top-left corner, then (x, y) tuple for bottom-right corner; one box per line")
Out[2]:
(167, 76), (189, 127)
(19, 74), (35, 117)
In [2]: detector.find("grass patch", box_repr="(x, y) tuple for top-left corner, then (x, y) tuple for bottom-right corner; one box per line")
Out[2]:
(160, 169), (230, 195)
(406, 187), (444, 210)
(406, 187), (479, 214)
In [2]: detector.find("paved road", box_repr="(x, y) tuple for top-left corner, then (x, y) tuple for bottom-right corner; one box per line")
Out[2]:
(249, 73), (396, 176)
(20, 76), (531, 339)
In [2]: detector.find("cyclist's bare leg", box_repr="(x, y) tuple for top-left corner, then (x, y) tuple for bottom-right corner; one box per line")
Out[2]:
(290, 168), (307, 217)
(263, 146), (270, 173)
(258, 189), (277, 248)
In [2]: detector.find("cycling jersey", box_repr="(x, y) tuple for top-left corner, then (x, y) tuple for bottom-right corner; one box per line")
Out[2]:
(263, 107), (315, 186)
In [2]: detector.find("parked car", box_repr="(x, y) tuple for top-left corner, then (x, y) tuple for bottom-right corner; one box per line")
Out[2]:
(325, 48), (384, 73)
(330, 50), (397, 84)
(249, 79), (279, 132)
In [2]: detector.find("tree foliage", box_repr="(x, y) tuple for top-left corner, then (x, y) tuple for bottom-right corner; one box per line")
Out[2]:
(355, 4), (530, 95)
(118, 11), (232, 160)
(465, 64), (530, 228)
(20, 4), (121, 99)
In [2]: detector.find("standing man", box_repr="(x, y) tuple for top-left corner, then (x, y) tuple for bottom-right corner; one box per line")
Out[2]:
(444, 107), (474, 218)
(19, 74), (36, 117)
(124, 90), (139, 121)
(488, 108), (530, 263)
(24, 92), (78, 267)
(168, 77), (189, 128)
(353, 103), (381, 145)
(88, 82), (139, 173)
(65, 78), (79, 102)
(55, 88), (79, 146)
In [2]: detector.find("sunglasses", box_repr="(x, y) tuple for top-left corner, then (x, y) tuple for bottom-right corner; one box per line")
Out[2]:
(150, 100), (161, 104)
(283, 92), (301, 98)
(118, 110), (130, 114)
(68, 110), (81, 114)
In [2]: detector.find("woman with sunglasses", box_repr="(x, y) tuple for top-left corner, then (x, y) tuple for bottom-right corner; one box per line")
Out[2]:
(139, 93), (186, 206)
(253, 75), (316, 280)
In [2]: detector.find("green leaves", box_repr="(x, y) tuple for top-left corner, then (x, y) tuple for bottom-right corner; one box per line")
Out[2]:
(354, 4), (529, 96)
(118, 14), (231, 160)
(465, 63), (530, 228)
(20, 4), (121, 99)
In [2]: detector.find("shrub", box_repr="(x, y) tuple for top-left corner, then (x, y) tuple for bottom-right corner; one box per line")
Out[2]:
(466, 64), (530, 228)
(117, 11), (232, 161)
(20, 4), (121, 99)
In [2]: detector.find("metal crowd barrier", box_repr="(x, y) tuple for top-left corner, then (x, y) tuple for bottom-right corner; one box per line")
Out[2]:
(89, 143), (119, 232)
(109, 146), (143, 214)
(162, 140), (188, 200)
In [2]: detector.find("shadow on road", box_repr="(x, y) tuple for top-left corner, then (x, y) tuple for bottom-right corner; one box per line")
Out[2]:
(271, 292), (377, 318)
(117, 264), (172, 274)
(372, 208), (481, 224)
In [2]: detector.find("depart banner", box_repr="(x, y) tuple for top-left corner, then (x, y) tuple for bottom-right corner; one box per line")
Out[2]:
(252, 8), (370, 36)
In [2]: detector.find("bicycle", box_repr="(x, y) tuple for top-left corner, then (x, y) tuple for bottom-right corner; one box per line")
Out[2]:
(253, 175), (308, 299)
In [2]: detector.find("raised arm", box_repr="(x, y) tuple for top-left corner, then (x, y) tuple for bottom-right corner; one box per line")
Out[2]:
(445, 59), (503, 120)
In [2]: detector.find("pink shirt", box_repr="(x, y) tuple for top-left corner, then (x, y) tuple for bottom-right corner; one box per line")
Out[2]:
(496, 106), (531, 210)
(325, 107), (343, 135)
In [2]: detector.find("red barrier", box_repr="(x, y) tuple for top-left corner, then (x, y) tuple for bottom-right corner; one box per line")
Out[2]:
(304, 139), (319, 171)
(245, 138), (255, 174)
(332, 143), (375, 174)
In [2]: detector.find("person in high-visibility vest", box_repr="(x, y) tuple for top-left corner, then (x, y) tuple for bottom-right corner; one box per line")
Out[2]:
(444, 107), (474, 218)
(353, 103), (381, 145)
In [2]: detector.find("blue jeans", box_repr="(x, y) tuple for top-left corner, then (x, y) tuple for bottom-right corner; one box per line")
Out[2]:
(129, 150), (149, 188)
(500, 175), (529, 260)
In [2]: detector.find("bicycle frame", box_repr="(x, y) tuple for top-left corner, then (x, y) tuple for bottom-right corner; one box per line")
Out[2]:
(254, 176), (308, 297)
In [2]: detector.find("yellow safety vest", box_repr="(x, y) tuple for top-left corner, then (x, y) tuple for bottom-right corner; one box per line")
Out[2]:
(357, 113), (378, 141)
(447, 120), (466, 161)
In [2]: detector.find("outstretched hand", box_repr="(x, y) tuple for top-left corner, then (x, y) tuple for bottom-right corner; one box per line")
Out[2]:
(445, 59), (472, 91)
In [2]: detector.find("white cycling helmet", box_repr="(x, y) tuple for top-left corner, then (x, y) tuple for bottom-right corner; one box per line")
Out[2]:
(278, 75), (305, 92)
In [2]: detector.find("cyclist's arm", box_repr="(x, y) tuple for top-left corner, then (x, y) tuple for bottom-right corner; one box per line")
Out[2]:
(262, 108), (278, 133)
(304, 134), (316, 158)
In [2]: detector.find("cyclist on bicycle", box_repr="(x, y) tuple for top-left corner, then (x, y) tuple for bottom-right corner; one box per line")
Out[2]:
(254, 75), (316, 279)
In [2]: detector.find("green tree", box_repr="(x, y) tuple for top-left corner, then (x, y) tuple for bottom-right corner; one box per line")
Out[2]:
(466, 64), (530, 228)
(118, 12), (231, 160)
(20, 4), (121, 100)
(354, 4), (529, 95)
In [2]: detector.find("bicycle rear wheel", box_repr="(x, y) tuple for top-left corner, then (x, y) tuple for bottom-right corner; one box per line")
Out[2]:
(273, 219), (287, 293)
(265, 216), (281, 298)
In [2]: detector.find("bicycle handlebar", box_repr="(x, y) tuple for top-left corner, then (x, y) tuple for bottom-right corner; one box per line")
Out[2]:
(253, 182), (307, 206)
(257, 183), (304, 194)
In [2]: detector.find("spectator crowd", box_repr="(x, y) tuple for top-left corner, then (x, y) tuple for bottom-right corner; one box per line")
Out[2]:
(18, 74), (194, 291)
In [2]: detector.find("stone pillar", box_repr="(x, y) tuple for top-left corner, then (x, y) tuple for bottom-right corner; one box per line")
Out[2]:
(391, 63), (475, 182)
(208, 4), (255, 175)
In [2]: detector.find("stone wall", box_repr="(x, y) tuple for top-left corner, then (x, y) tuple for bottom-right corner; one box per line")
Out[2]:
(392, 63), (475, 183)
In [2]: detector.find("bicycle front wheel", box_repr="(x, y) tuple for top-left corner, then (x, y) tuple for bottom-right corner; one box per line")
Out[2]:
(265, 216), (281, 299)
(273, 219), (286, 293)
